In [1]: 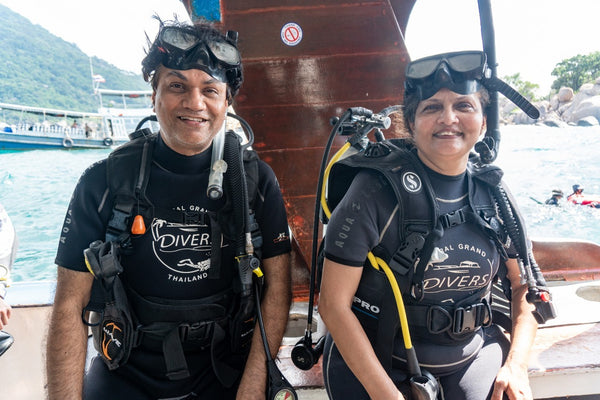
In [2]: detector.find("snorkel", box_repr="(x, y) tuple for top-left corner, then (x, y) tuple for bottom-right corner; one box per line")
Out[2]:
(477, 0), (500, 163)
(404, 0), (539, 165)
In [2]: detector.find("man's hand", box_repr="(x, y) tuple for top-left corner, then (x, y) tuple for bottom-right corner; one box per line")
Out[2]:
(0, 297), (11, 329)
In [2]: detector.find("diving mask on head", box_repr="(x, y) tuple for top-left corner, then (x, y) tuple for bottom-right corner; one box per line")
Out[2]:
(404, 51), (489, 101)
(157, 26), (242, 91)
(404, 50), (540, 120)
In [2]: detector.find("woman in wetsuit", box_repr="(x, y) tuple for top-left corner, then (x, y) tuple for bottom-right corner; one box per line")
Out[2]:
(319, 52), (538, 400)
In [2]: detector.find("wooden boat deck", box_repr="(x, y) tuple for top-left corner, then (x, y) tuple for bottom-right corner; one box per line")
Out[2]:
(276, 281), (600, 399)
(1, 279), (599, 399)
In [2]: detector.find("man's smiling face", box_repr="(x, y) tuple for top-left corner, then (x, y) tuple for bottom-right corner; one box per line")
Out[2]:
(152, 66), (228, 156)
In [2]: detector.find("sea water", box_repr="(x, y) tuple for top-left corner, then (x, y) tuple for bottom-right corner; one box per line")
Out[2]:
(1, 124), (599, 283)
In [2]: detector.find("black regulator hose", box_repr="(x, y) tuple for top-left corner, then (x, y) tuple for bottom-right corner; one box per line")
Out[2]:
(227, 112), (255, 149)
(291, 109), (352, 371)
(493, 185), (556, 323)
(254, 278), (298, 400)
(223, 131), (248, 256)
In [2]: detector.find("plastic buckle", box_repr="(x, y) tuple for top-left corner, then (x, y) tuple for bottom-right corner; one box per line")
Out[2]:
(426, 305), (453, 334)
(441, 209), (465, 229)
(453, 303), (489, 334)
(178, 322), (210, 342)
(178, 324), (190, 342)
(183, 211), (203, 224)
(106, 208), (130, 240)
(393, 232), (426, 268)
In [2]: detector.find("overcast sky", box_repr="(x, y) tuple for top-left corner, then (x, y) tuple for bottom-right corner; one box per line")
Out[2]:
(1, 0), (597, 95)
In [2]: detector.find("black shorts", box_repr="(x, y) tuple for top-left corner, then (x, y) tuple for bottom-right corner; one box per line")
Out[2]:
(84, 355), (238, 400)
(323, 324), (510, 400)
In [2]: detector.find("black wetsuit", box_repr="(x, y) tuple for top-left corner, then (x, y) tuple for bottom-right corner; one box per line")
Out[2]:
(55, 135), (291, 399)
(322, 162), (511, 400)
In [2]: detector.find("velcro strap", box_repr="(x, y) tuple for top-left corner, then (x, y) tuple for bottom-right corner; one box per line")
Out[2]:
(163, 327), (190, 380)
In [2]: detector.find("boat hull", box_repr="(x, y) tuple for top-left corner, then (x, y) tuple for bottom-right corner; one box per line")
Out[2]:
(0, 130), (126, 150)
(183, 0), (415, 295)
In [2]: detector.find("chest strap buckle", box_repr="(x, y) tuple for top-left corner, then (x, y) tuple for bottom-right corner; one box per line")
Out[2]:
(440, 208), (466, 229)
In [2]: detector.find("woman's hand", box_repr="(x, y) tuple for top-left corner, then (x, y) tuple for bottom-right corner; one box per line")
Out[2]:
(491, 362), (532, 400)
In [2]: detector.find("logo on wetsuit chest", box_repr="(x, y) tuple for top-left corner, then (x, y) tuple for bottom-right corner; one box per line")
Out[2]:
(150, 216), (221, 282)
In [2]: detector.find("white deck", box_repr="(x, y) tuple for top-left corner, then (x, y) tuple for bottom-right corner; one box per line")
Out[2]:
(0, 280), (598, 399)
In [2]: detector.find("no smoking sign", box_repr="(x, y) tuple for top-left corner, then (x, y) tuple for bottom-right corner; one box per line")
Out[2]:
(281, 22), (303, 46)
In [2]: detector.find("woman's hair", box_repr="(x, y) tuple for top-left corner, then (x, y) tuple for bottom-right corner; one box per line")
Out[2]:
(402, 87), (490, 135)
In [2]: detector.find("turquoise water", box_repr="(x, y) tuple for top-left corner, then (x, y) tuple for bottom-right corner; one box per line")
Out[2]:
(1, 125), (599, 282)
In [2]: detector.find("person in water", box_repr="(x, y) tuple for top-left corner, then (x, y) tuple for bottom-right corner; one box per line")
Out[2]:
(567, 184), (600, 208)
(545, 189), (563, 206)
(319, 51), (538, 399)
(568, 184), (584, 203)
(46, 19), (292, 399)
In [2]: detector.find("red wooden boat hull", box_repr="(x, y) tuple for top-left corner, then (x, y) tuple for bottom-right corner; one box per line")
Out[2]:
(179, 1), (600, 294)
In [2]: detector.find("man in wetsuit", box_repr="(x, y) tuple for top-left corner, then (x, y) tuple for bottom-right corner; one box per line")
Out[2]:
(46, 20), (292, 400)
(545, 189), (563, 206)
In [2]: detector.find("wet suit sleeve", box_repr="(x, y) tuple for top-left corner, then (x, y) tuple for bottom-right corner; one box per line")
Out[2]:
(323, 170), (397, 267)
(254, 160), (292, 258)
(54, 160), (111, 272)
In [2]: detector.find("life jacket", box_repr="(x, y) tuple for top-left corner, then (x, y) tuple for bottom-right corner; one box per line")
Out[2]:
(325, 138), (515, 371)
(83, 129), (261, 387)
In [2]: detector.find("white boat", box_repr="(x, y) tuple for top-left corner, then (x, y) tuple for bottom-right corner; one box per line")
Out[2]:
(0, 89), (154, 150)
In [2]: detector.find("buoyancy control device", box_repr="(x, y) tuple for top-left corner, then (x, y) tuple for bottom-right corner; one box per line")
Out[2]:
(82, 114), (296, 397)
(291, 101), (555, 398)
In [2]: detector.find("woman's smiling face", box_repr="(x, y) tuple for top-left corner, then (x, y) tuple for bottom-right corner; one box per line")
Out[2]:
(410, 88), (487, 175)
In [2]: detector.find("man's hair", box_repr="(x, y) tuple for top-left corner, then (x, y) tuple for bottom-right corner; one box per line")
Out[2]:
(141, 17), (242, 103)
(402, 87), (490, 136)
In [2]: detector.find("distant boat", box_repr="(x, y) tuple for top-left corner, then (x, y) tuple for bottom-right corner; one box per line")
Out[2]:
(0, 89), (155, 150)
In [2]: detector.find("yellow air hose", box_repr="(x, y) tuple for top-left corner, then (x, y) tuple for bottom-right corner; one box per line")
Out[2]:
(321, 144), (414, 351)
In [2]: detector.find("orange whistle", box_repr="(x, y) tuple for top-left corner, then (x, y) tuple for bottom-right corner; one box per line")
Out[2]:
(131, 215), (146, 235)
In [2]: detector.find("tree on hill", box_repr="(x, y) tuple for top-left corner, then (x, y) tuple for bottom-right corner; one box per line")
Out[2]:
(0, 4), (149, 112)
(551, 51), (600, 92)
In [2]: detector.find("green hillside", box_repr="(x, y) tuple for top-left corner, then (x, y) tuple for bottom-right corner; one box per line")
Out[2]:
(0, 4), (149, 112)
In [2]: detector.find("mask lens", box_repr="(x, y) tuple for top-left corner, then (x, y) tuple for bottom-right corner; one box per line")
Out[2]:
(161, 27), (199, 51)
(207, 41), (241, 65)
(447, 52), (485, 73)
(406, 58), (444, 79)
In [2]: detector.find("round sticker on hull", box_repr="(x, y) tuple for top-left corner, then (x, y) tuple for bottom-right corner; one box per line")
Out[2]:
(281, 22), (303, 46)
